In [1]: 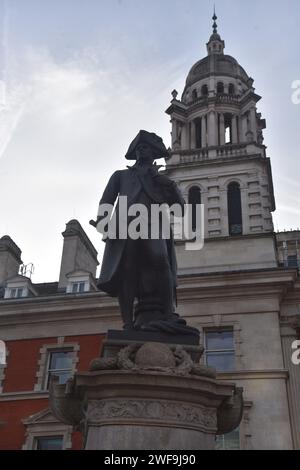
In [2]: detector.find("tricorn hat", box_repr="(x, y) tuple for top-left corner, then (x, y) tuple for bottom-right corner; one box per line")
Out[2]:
(125, 130), (170, 160)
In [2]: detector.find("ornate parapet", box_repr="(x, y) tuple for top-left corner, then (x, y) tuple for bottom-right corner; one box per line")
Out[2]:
(50, 341), (243, 450)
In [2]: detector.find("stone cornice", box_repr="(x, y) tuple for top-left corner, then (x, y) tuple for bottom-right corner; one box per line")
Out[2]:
(166, 152), (268, 171)
(0, 268), (297, 332)
(178, 268), (297, 298)
(176, 231), (276, 245)
(0, 391), (49, 402)
(0, 292), (120, 327)
(217, 369), (289, 381)
(0, 370), (288, 402)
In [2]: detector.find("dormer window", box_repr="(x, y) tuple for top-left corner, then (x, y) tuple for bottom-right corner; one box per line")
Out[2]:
(4, 275), (37, 299)
(10, 287), (24, 298)
(66, 270), (98, 294)
(71, 281), (86, 293)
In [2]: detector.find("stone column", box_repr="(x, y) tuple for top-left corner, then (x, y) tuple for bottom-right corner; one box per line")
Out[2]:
(219, 113), (225, 146)
(208, 110), (217, 147)
(241, 113), (248, 142)
(231, 115), (238, 144)
(171, 119), (178, 147)
(181, 123), (188, 149)
(190, 120), (196, 149)
(237, 115), (242, 144)
(242, 113), (250, 142)
(201, 114), (207, 147)
(250, 106), (257, 142)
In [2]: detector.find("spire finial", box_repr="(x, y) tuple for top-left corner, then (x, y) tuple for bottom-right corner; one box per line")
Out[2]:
(212, 5), (218, 34)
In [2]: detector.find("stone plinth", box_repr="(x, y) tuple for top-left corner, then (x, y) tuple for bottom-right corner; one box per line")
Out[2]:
(50, 342), (243, 450)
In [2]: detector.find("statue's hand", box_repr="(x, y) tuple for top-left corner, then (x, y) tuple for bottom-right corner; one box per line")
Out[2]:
(90, 216), (108, 233)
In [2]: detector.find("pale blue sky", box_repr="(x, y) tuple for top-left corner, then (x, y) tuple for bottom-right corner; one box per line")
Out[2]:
(0, 0), (299, 281)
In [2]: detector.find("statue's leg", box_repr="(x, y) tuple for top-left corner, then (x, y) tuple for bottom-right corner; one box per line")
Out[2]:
(141, 239), (174, 316)
(118, 239), (137, 330)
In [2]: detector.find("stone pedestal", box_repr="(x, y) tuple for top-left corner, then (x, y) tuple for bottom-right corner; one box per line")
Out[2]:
(50, 340), (243, 450)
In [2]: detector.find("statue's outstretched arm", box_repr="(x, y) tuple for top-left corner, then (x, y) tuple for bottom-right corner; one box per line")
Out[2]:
(99, 170), (121, 206)
(90, 171), (121, 228)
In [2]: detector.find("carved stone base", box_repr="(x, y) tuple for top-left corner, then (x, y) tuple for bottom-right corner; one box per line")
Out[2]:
(50, 342), (243, 450)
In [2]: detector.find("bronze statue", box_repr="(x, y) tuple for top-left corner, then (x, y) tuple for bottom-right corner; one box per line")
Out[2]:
(91, 130), (198, 338)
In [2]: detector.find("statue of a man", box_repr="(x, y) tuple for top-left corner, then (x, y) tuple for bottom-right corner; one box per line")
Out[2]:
(91, 130), (198, 338)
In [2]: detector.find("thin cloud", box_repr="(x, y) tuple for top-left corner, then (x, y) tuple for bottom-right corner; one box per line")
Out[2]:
(0, 43), (182, 281)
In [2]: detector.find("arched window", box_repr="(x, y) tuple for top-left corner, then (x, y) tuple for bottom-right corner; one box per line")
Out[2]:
(188, 186), (201, 232)
(227, 182), (242, 236)
(224, 113), (232, 144)
(192, 89), (198, 101)
(228, 83), (235, 95)
(201, 84), (208, 96)
(217, 82), (224, 94)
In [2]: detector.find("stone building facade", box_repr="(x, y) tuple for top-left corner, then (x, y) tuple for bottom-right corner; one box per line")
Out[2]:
(0, 16), (299, 450)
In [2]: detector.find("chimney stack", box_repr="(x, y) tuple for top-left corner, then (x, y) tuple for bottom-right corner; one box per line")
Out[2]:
(0, 236), (23, 284)
(58, 220), (99, 289)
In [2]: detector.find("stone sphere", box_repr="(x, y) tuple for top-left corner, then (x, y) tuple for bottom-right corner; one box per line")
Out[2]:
(135, 342), (176, 368)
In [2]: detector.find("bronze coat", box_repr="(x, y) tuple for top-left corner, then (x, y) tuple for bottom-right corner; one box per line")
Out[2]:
(97, 167), (185, 297)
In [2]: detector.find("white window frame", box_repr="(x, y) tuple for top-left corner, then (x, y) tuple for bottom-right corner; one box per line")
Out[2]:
(34, 340), (79, 392)
(4, 275), (38, 299)
(10, 287), (24, 298)
(71, 281), (86, 293)
(65, 270), (98, 294)
(45, 349), (74, 390)
(204, 328), (235, 371)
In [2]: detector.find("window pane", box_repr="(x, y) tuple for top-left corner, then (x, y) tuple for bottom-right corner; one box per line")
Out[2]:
(10, 289), (16, 298)
(215, 428), (240, 450)
(72, 283), (78, 293)
(206, 330), (234, 350)
(36, 437), (63, 450)
(207, 352), (235, 371)
(49, 370), (72, 384)
(17, 288), (23, 298)
(287, 255), (298, 267)
(228, 182), (242, 235)
(49, 351), (73, 370)
(79, 282), (85, 293)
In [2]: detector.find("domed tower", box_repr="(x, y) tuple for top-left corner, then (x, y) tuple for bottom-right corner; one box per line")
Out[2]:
(166, 11), (277, 274)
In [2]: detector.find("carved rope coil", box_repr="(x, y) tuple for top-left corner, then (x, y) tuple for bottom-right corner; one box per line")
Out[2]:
(89, 343), (215, 378)
(89, 357), (118, 371)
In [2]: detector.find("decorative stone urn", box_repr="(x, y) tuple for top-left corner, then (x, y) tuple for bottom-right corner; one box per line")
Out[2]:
(50, 341), (243, 450)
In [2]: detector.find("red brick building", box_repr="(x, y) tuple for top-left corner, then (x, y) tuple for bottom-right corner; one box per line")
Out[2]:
(0, 221), (116, 450)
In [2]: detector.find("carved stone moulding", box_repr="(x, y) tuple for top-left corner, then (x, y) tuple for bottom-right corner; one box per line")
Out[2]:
(86, 398), (217, 434)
